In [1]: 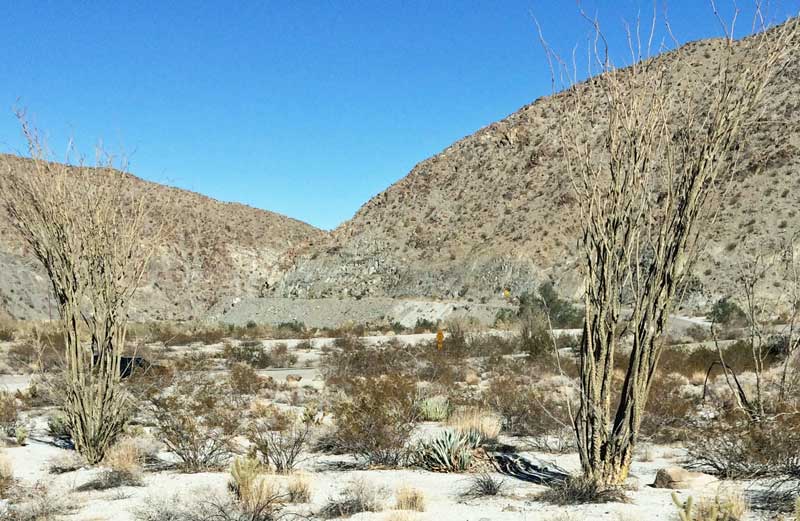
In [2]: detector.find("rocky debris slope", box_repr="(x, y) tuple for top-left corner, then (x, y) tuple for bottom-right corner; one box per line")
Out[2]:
(206, 296), (513, 329)
(0, 154), (325, 321)
(271, 21), (800, 307)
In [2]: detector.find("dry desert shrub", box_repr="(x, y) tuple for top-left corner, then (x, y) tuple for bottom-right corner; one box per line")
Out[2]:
(0, 391), (20, 438)
(686, 415), (800, 479)
(394, 485), (425, 512)
(485, 374), (573, 449)
(134, 492), (291, 521)
(247, 408), (311, 474)
(146, 323), (226, 347)
(0, 321), (15, 342)
(321, 337), (412, 385)
(75, 468), (143, 491)
(3, 482), (76, 521)
(224, 341), (297, 370)
(320, 478), (386, 519)
(638, 373), (698, 443)
(7, 338), (62, 373)
(331, 375), (418, 467)
(149, 374), (241, 471)
(48, 451), (85, 474)
(229, 362), (271, 396)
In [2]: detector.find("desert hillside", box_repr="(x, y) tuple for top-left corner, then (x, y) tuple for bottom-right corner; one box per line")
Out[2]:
(270, 23), (800, 307)
(0, 154), (326, 321)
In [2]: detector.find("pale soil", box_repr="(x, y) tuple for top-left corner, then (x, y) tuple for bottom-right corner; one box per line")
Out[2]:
(2, 432), (728, 521)
(0, 321), (769, 520)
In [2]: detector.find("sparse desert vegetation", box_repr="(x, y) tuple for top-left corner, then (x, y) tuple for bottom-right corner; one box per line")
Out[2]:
(0, 3), (799, 521)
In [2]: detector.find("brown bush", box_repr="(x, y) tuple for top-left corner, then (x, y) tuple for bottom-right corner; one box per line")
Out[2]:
(686, 415), (800, 479)
(0, 323), (15, 342)
(322, 338), (413, 385)
(247, 409), (310, 473)
(7, 340), (62, 372)
(150, 374), (241, 471)
(0, 391), (20, 438)
(331, 376), (418, 466)
(224, 341), (297, 369)
(486, 375), (571, 442)
(639, 373), (698, 443)
(147, 323), (226, 346)
(229, 362), (269, 396)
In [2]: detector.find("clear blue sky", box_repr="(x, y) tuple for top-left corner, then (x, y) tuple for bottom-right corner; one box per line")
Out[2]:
(1, 1), (796, 230)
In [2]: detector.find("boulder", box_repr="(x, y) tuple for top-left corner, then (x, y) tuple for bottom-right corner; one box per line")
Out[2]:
(652, 465), (717, 489)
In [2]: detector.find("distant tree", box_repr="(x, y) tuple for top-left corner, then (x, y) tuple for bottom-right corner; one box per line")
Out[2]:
(708, 297), (747, 327)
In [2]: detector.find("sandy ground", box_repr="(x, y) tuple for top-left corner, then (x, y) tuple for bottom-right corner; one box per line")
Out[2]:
(0, 318), (756, 520)
(2, 430), (727, 521)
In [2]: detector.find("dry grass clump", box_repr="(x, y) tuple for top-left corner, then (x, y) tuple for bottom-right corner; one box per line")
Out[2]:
(0, 450), (13, 498)
(104, 436), (144, 475)
(384, 512), (421, 521)
(394, 485), (425, 512)
(448, 407), (501, 443)
(49, 451), (85, 474)
(286, 472), (312, 503)
(537, 476), (628, 505)
(4, 482), (77, 521)
(462, 472), (506, 498)
(229, 457), (284, 513)
(320, 478), (386, 519)
(671, 489), (747, 521)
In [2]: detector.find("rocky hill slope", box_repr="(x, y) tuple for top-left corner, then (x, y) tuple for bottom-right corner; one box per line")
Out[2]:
(0, 154), (325, 321)
(270, 22), (800, 308)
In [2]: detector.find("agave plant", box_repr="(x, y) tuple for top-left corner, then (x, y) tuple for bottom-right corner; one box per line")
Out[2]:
(414, 429), (478, 472)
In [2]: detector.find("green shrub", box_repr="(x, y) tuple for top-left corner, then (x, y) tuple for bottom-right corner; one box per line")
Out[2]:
(709, 297), (747, 327)
(519, 282), (582, 329)
(417, 395), (451, 421)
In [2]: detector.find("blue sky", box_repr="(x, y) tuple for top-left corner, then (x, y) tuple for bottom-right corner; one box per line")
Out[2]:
(1, 1), (796, 230)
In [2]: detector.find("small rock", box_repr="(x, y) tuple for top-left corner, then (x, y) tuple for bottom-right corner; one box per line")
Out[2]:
(652, 465), (717, 489)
